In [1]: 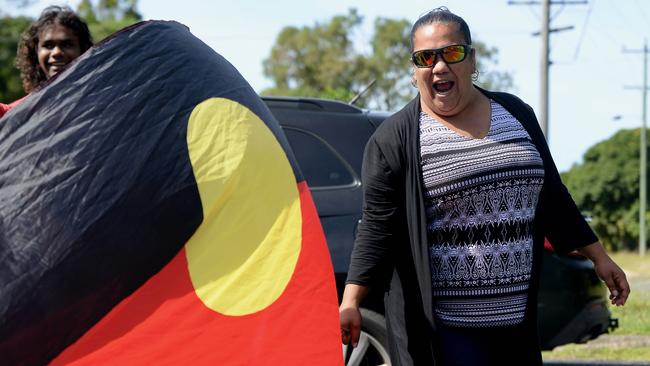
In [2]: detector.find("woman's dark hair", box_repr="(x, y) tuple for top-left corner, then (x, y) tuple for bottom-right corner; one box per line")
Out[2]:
(410, 7), (472, 53)
(16, 6), (93, 93)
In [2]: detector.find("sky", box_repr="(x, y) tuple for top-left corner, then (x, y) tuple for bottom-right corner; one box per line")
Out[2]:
(5, 0), (650, 173)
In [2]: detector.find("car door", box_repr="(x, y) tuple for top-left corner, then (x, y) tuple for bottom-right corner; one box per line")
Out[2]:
(268, 105), (377, 275)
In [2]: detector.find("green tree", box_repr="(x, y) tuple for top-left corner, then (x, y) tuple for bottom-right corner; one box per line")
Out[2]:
(263, 9), (365, 103)
(0, 15), (31, 102)
(365, 17), (412, 110)
(262, 9), (514, 109)
(561, 128), (647, 251)
(77, 0), (142, 42)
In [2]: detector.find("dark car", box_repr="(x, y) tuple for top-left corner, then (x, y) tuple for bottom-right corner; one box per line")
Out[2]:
(263, 96), (617, 365)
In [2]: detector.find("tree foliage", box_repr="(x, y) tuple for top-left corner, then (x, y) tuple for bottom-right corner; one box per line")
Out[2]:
(0, 0), (140, 103)
(263, 9), (366, 104)
(0, 15), (31, 101)
(262, 9), (514, 110)
(77, 0), (142, 42)
(561, 129), (647, 251)
(366, 17), (413, 110)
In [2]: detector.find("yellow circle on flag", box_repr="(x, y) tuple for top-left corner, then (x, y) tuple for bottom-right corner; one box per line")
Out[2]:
(185, 98), (301, 316)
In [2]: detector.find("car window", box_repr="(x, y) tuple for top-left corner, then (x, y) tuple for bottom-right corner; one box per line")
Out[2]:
(283, 128), (356, 188)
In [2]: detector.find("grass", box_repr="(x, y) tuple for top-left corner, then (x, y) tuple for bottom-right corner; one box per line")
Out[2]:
(543, 345), (650, 362)
(610, 251), (650, 283)
(609, 251), (650, 335)
(543, 251), (650, 362)
(609, 288), (650, 335)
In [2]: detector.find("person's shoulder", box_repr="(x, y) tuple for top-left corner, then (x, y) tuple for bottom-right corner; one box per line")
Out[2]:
(371, 97), (419, 144)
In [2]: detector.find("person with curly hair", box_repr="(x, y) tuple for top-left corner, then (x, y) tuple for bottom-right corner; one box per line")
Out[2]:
(1, 6), (93, 118)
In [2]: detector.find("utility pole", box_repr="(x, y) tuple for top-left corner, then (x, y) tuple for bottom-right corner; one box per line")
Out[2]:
(508, 0), (587, 140)
(540, 0), (550, 139)
(624, 39), (649, 257)
(641, 42), (647, 258)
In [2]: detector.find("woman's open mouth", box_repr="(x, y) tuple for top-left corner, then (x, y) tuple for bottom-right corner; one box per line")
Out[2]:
(433, 81), (454, 94)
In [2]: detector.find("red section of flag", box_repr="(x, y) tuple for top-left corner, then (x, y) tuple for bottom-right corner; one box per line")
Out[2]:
(52, 181), (342, 366)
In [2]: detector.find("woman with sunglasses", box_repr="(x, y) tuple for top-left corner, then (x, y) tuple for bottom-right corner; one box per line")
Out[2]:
(340, 7), (629, 366)
(1, 6), (92, 119)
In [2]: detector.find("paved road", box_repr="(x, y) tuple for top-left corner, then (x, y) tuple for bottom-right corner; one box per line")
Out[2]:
(633, 279), (650, 291)
(545, 362), (650, 366)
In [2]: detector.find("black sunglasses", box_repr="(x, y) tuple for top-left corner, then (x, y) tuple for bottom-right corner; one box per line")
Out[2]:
(411, 44), (471, 68)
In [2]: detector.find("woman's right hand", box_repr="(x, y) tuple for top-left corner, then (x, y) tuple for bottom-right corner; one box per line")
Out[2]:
(339, 283), (369, 347)
(339, 305), (362, 347)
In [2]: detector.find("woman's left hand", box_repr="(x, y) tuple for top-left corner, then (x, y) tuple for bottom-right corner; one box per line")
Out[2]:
(593, 256), (630, 306)
(577, 241), (630, 306)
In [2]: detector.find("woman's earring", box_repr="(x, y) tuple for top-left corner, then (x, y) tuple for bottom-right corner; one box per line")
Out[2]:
(411, 77), (418, 88)
(472, 69), (480, 82)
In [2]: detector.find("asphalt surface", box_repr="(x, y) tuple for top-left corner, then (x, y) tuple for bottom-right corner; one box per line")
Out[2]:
(545, 362), (650, 366)
(634, 279), (650, 291)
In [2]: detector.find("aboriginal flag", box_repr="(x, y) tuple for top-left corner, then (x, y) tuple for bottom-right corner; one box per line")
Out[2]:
(0, 21), (342, 365)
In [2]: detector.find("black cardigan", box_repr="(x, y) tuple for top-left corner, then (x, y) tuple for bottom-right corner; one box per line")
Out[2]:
(346, 88), (597, 366)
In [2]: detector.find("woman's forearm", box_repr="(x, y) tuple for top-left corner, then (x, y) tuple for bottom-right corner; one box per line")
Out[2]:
(340, 283), (370, 308)
(576, 241), (610, 264)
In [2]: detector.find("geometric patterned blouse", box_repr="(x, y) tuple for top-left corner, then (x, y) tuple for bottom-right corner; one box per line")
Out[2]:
(420, 100), (545, 328)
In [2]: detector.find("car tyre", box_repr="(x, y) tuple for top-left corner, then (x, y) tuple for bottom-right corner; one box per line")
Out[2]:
(342, 308), (391, 366)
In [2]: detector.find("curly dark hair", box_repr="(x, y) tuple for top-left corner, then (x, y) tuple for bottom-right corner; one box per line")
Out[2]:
(16, 6), (93, 93)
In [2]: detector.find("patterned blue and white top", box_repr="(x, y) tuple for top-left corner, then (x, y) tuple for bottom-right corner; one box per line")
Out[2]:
(420, 100), (545, 328)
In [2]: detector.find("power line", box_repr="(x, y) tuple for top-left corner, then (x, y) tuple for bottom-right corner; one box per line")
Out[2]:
(585, 20), (625, 50)
(572, 0), (594, 61)
(579, 30), (639, 72)
(634, 0), (650, 34)
(607, 0), (647, 38)
(508, 0), (587, 139)
(525, 4), (542, 20)
(550, 2), (566, 21)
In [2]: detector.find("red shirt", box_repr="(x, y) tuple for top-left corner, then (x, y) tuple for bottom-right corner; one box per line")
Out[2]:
(0, 97), (26, 118)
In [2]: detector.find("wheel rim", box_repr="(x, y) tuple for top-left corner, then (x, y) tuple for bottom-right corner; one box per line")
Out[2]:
(342, 330), (391, 366)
